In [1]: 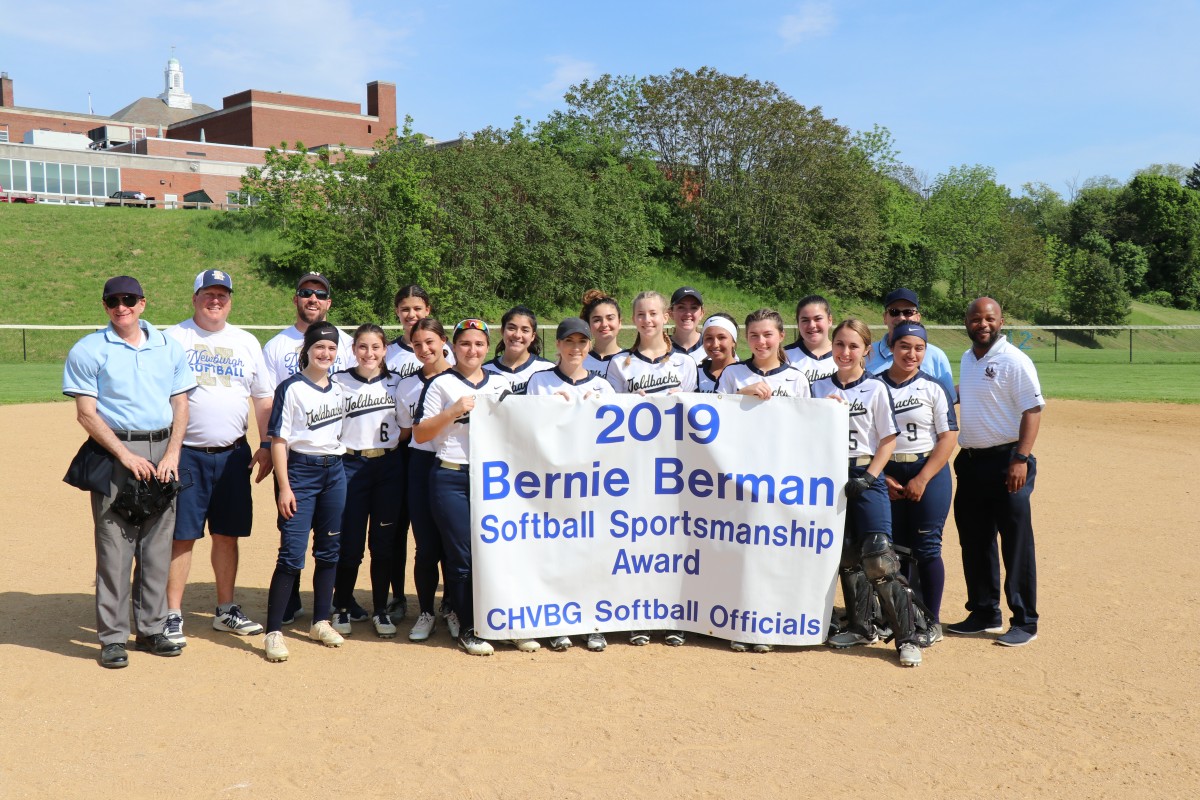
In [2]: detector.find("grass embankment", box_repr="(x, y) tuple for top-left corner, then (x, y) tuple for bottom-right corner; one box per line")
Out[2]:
(2, 203), (1197, 404)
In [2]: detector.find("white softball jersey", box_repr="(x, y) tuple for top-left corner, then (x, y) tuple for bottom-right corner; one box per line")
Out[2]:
(605, 349), (699, 394)
(697, 360), (723, 393)
(268, 373), (346, 456)
(811, 373), (898, 458)
(396, 371), (445, 453)
(385, 338), (454, 379)
(880, 371), (958, 455)
(332, 369), (404, 451)
(582, 351), (619, 379)
(165, 319), (273, 448)
(415, 370), (513, 465)
(784, 341), (837, 384)
(262, 324), (356, 388)
(672, 340), (707, 365)
(957, 336), (1045, 449)
(482, 354), (555, 395)
(526, 367), (616, 399)
(717, 362), (812, 398)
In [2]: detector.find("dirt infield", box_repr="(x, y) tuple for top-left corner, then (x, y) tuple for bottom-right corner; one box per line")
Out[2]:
(2, 399), (1197, 799)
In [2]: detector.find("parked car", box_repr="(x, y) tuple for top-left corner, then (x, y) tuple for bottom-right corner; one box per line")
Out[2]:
(105, 190), (155, 208)
(0, 184), (37, 204)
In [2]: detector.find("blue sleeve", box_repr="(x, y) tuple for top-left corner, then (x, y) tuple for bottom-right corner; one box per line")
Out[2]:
(168, 338), (198, 396)
(62, 336), (101, 398)
(267, 380), (289, 438)
(928, 348), (957, 404)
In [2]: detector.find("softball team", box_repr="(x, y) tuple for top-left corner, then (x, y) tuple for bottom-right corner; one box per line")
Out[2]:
(246, 281), (978, 669)
(331, 324), (404, 639)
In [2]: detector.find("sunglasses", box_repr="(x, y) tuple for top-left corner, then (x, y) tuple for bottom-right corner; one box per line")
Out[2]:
(104, 294), (142, 309)
(453, 319), (490, 336)
(296, 288), (330, 300)
(887, 307), (919, 318)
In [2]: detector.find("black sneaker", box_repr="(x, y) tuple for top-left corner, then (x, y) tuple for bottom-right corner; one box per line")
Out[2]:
(135, 633), (183, 657)
(100, 643), (128, 669)
(346, 600), (370, 623)
(664, 631), (686, 646)
(946, 616), (1003, 635)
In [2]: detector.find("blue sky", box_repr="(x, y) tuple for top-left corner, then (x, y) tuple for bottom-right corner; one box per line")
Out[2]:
(5, 0), (1197, 194)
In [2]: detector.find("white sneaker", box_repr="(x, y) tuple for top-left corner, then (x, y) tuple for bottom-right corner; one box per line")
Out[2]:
(264, 631), (289, 662)
(212, 604), (264, 635)
(332, 609), (353, 636)
(899, 642), (922, 667)
(729, 640), (749, 652)
(550, 636), (573, 651)
(309, 620), (345, 647)
(163, 613), (187, 647)
(511, 638), (541, 652)
(587, 632), (607, 652)
(409, 612), (436, 641)
(753, 643), (774, 653)
(445, 610), (461, 639)
(372, 612), (397, 638)
(458, 629), (494, 656)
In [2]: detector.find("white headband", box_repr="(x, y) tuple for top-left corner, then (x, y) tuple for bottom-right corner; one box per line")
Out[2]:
(703, 316), (738, 342)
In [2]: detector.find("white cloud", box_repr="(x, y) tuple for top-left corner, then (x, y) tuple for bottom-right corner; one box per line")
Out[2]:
(530, 55), (597, 103)
(779, 2), (836, 48)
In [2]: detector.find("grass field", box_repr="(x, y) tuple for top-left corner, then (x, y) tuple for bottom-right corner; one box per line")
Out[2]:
(3, 202), (1198, 403)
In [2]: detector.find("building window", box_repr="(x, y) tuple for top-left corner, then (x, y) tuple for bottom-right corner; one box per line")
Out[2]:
(61, 164), (76, 196)
(91, 166), (106, 197)
(31, 162), (45, 193)
(46, 163), (61, 194)
(11, 159), (27, 192)
(0, 126), (8, 143)
(0, 159), (10, 189)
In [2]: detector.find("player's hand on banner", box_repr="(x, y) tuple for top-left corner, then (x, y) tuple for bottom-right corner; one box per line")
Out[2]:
(739, 381), (773, 400)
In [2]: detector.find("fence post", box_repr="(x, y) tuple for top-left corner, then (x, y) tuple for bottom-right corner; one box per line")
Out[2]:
(22, 328), (27, 362)
(1129, 328), (1133, 364)
(1054, 331), (1058, 363)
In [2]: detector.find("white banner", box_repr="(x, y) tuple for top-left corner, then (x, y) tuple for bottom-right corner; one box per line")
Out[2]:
(469, 393), (847, 646)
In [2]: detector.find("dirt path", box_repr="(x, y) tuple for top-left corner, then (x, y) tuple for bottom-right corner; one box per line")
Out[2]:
(2, 400), (1197, 799)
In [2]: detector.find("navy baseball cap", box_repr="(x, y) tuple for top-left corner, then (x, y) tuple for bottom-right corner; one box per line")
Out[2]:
(890, 321), (928, 346)
(671, 287), (704, 306)
(296, 272), (331, 293)
(194, 269), (233, 294)
(103, 276), (143, 298)
(883, 287), (919, 308)
(556, 317), (592, 340)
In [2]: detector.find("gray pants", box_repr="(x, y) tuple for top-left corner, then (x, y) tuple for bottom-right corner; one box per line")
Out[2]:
(90, 438), (176, 645)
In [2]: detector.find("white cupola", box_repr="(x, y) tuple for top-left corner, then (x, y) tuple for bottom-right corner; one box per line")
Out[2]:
(158, 55), (193, 110)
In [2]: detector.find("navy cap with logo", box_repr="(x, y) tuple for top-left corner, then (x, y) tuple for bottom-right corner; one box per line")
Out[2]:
(296, 272), (331, 293)
(556, 317), (593, 340)
(670, 287), (704, 306)
(193, 269), (233, 294)
(883, 287), (919, 308)
(102, 276), (144, 298)
(890, 321), (928, 346)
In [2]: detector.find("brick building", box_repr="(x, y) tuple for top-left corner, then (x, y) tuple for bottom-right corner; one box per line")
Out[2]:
(0, 59), (396, 206)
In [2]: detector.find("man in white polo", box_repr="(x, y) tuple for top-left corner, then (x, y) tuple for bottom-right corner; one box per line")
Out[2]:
(163, 270), (274, 645)
(947, 297), (1043, 646)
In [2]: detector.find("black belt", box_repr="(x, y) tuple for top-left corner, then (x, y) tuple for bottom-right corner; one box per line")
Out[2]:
(292, 452), (341, 467)
(112, 428), (170, 442)
(183, 436), (247, 454)
(961, 442), (1016, 457)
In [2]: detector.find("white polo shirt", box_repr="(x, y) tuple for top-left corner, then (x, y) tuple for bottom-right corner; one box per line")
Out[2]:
(958, 336), (1045, 449)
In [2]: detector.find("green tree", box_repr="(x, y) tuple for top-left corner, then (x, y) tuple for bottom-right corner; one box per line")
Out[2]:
(1186, 162), (1200, 192)
(1115, 173), (1200, 308)
(1059, 245), (1130, 326)
(242, 127), (440, 322)
(923, 165), (1009, 302)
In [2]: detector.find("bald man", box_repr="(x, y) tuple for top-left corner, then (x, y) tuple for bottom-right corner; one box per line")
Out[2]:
(947, 298), (1043, 647)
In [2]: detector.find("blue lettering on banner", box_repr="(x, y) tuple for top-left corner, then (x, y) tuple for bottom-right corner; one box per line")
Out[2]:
(481, 460), (629, 501)
(608, 510), (834, 554)
(595, 598), (700, 623)
(479, 511), (595, 544)
(485, 602), (583, 631)
(654, 457), (835, 505)
(709, 604), (823, 637)
(611, 547), (700, 575)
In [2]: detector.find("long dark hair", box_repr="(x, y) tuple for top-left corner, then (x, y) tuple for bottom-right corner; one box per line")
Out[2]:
(495, 305), (542, 358)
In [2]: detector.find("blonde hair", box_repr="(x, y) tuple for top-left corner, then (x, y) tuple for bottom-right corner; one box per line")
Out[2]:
(627, 290), (672, 366)
(832, 318), (872, 368)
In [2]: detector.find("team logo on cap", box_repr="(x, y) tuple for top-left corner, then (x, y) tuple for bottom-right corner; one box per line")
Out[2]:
(213, 270), (226, 281)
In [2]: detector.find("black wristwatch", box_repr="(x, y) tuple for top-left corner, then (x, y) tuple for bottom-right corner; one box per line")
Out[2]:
(1011, 452), (1030, 463)
(259, 440), (271, 450)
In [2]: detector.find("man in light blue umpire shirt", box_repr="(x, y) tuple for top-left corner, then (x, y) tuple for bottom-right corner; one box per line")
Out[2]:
(865, 287), (957, 403)
(63, 276), (196, 668)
